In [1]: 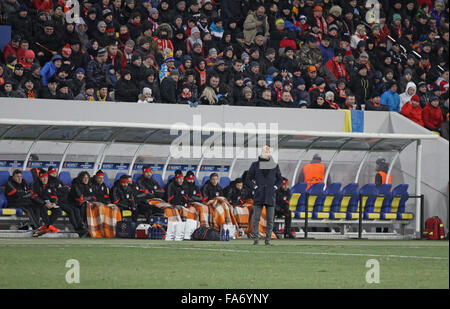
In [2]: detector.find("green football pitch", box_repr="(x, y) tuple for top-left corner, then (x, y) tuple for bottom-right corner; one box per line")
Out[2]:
(0, 238), (448, 289)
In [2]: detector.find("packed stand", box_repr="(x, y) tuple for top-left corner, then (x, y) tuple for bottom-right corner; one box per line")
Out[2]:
(0, 0), (448, 137)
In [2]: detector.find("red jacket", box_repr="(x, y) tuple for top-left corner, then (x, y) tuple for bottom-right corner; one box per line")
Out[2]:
(401, 102), (424, 127)
(33, 0), (54, 13)
(422, 104), (444, 130)
(3, 42), (24, 62)
(325, 58), (349, 83)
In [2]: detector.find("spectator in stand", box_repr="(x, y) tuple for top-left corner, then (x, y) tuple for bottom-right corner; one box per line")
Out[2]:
(423, 96), (444, 132)
(381, 81), (401, 112)
(401, 94), (424, 127)
(0, 0), (446, 114)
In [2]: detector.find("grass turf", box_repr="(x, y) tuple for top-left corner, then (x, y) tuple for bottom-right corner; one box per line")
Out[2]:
(0, 238), (448, 289)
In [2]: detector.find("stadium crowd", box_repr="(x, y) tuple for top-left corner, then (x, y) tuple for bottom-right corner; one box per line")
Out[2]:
(0, 0), (449, 137)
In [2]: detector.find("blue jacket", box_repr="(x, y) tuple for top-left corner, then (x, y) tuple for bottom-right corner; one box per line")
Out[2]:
(380, 89), (401, 112)
(319, 44), (334, 65)
(40, 55), (62, 86)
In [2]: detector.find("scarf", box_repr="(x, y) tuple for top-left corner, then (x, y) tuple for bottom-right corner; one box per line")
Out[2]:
(195, 67), (206, 85)
(327, 100), (340, 109)
(181, 90), (192, 99)
(26, 89), (36, 99)
(96, 90), (107, 101)
(332, 58), (346, 79)
(314, 15), (327, 34)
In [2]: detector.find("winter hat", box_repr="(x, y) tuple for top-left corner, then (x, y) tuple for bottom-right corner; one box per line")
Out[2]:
(7, 54), (17, 64)
(266, 66), (278, 76)
(191, 27), (200, 35)
(131, 54), (142, 62)
(97, 21), (107, 30)
(294, 77), (306, 87)
(97, 48), (107, 57)
(143, 87), (152, 95)
(75, 68), (85, 74)
(209, 48), (217, 55)
(102, 9), (112, 18)
(25, 50), (35, 59)
(242, 86), (252, 95)
(62, 44), (72, 56)
(30, 63), (41, 72)
(149, 8), (158, 15)
(411, 94), (420, 102)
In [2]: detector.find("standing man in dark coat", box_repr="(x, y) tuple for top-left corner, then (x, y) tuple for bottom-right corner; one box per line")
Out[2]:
(246, 146), (282, 245)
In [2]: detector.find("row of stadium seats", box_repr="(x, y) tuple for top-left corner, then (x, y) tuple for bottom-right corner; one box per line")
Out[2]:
(289, 182), (413, 221)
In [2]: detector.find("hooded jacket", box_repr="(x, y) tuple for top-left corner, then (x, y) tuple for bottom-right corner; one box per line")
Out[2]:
(399, 81), (417, 109)
(40, 55), (62, 86)
(401, 101), (424, 127)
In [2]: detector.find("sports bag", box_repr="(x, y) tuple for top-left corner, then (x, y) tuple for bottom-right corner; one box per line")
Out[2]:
(150, 224), (166, 239)
(116, 220), (137, 238)
(191, 226), (220, 241)
(423, 216), (445, 240)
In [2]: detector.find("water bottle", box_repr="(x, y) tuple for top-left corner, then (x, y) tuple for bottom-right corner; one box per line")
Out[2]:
(225, 229), (230, 241)
(221, 229), (225, 241)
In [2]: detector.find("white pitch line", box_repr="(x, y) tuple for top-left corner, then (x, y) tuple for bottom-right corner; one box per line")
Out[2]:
(0, 243), (447, 261)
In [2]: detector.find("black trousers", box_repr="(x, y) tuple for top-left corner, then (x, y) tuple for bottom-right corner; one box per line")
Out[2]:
(137, 201), (165, 223)
(60, 203), (84, 231)
(275, 205), (292, 231)
(40, 206), (60, 226)
(12, 200), (42, 229)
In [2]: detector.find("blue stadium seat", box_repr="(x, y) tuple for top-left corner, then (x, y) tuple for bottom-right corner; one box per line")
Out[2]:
(288, 182), (307, 218)
(58, 171), (72, 187)
(151, 174), (165, 188)
(0, 171), (10, 208)
(323, 183), (342, 219)
(132, 173), (142, 184)
(0, 171), (10, 187)
(358, 184), (378, 219)
(115, 172), (126, 182)
(381, 184), (412, 220)
(201, 176), (210, 186)
(219, 177), (230, 189)
(103, 172), (113, 189)
(335, 183), (360, 220)
(22, 171), (33, 185)
(307, 183), (326, 219)
(0, 192), (7, 208)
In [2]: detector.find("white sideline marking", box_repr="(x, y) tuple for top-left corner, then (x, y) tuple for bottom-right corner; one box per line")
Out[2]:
(0, 242), (447, 260)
